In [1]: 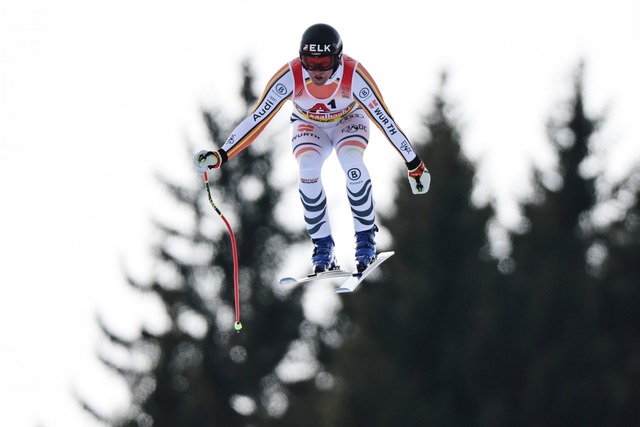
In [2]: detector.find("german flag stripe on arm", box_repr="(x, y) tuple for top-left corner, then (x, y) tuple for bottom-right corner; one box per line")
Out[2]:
(354, 64), (397, 126)
(354, 65), (385, 104)
(353, 64), (414, 161)
(224, 64), (292, 160)
(250, 64), (291, 114)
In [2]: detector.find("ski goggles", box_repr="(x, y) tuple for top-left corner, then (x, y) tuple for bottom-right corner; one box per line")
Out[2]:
(300, 54), (339, 71)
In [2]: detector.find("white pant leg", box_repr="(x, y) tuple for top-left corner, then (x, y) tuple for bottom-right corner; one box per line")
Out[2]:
(291, 120), (333, 239)
(332, 111), (375, 232)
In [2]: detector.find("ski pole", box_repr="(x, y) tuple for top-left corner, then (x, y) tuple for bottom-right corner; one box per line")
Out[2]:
(202, 171), (242, 332)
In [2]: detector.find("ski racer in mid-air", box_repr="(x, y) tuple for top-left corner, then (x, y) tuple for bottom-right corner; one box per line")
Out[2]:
(194, 23), (430, 274)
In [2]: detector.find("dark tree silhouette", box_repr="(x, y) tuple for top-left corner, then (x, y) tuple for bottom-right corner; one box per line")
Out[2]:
(317, 72), (501, 427)
(80, 60), (348, 427)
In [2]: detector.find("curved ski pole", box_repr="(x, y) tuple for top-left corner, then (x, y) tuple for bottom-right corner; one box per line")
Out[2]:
(203, 171), (242, 332)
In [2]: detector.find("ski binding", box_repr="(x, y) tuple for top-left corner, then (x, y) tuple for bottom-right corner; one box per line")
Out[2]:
(334, 251), (395, 293)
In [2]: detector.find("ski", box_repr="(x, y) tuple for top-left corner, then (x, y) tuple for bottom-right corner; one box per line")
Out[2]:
(334, 251), (395, 293)
(279, 268), (352, 285)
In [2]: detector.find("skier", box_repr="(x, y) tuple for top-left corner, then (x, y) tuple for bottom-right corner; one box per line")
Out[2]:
(194, 23), (430, 274)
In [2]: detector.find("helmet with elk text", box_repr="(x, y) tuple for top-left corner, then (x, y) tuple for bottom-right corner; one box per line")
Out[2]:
(299, 23), (343, 73)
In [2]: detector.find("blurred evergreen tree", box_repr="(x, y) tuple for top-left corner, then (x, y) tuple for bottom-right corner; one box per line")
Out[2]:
(500, 62), (605, 427)
(588, 168), (640, 425)
(318, 72), (502, 427)
(316, 62), (640, 427)
(79, 60), (348, 427)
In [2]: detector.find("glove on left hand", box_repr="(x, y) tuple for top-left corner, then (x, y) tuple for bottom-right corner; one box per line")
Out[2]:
(408, 159), (430, 194)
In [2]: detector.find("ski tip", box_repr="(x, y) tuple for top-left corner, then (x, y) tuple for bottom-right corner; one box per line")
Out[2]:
(334, 287), (351, 294)
(279, 277), (296, 285)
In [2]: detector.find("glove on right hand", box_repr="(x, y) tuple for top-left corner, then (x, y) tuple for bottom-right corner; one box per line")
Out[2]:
(193, 150), (222, 174)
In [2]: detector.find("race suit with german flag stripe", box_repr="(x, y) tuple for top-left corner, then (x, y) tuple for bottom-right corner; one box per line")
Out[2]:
(218, 54), (420, 239)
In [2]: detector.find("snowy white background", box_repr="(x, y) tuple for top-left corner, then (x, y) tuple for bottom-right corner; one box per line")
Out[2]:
(1, 1), (639, 425)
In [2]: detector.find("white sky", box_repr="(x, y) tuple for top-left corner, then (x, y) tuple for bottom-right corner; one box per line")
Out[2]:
(1, 1), (639, 426)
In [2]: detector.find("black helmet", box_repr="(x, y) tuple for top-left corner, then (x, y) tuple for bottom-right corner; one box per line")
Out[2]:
(299, 23), (343, 71)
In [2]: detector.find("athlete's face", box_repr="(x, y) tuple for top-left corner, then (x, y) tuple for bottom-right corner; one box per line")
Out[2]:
(308, 69), (333, 86)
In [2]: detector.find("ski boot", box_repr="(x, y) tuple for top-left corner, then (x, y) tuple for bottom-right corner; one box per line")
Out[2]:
(355, 225), (378, 273)
(311, 235), (338, 273)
